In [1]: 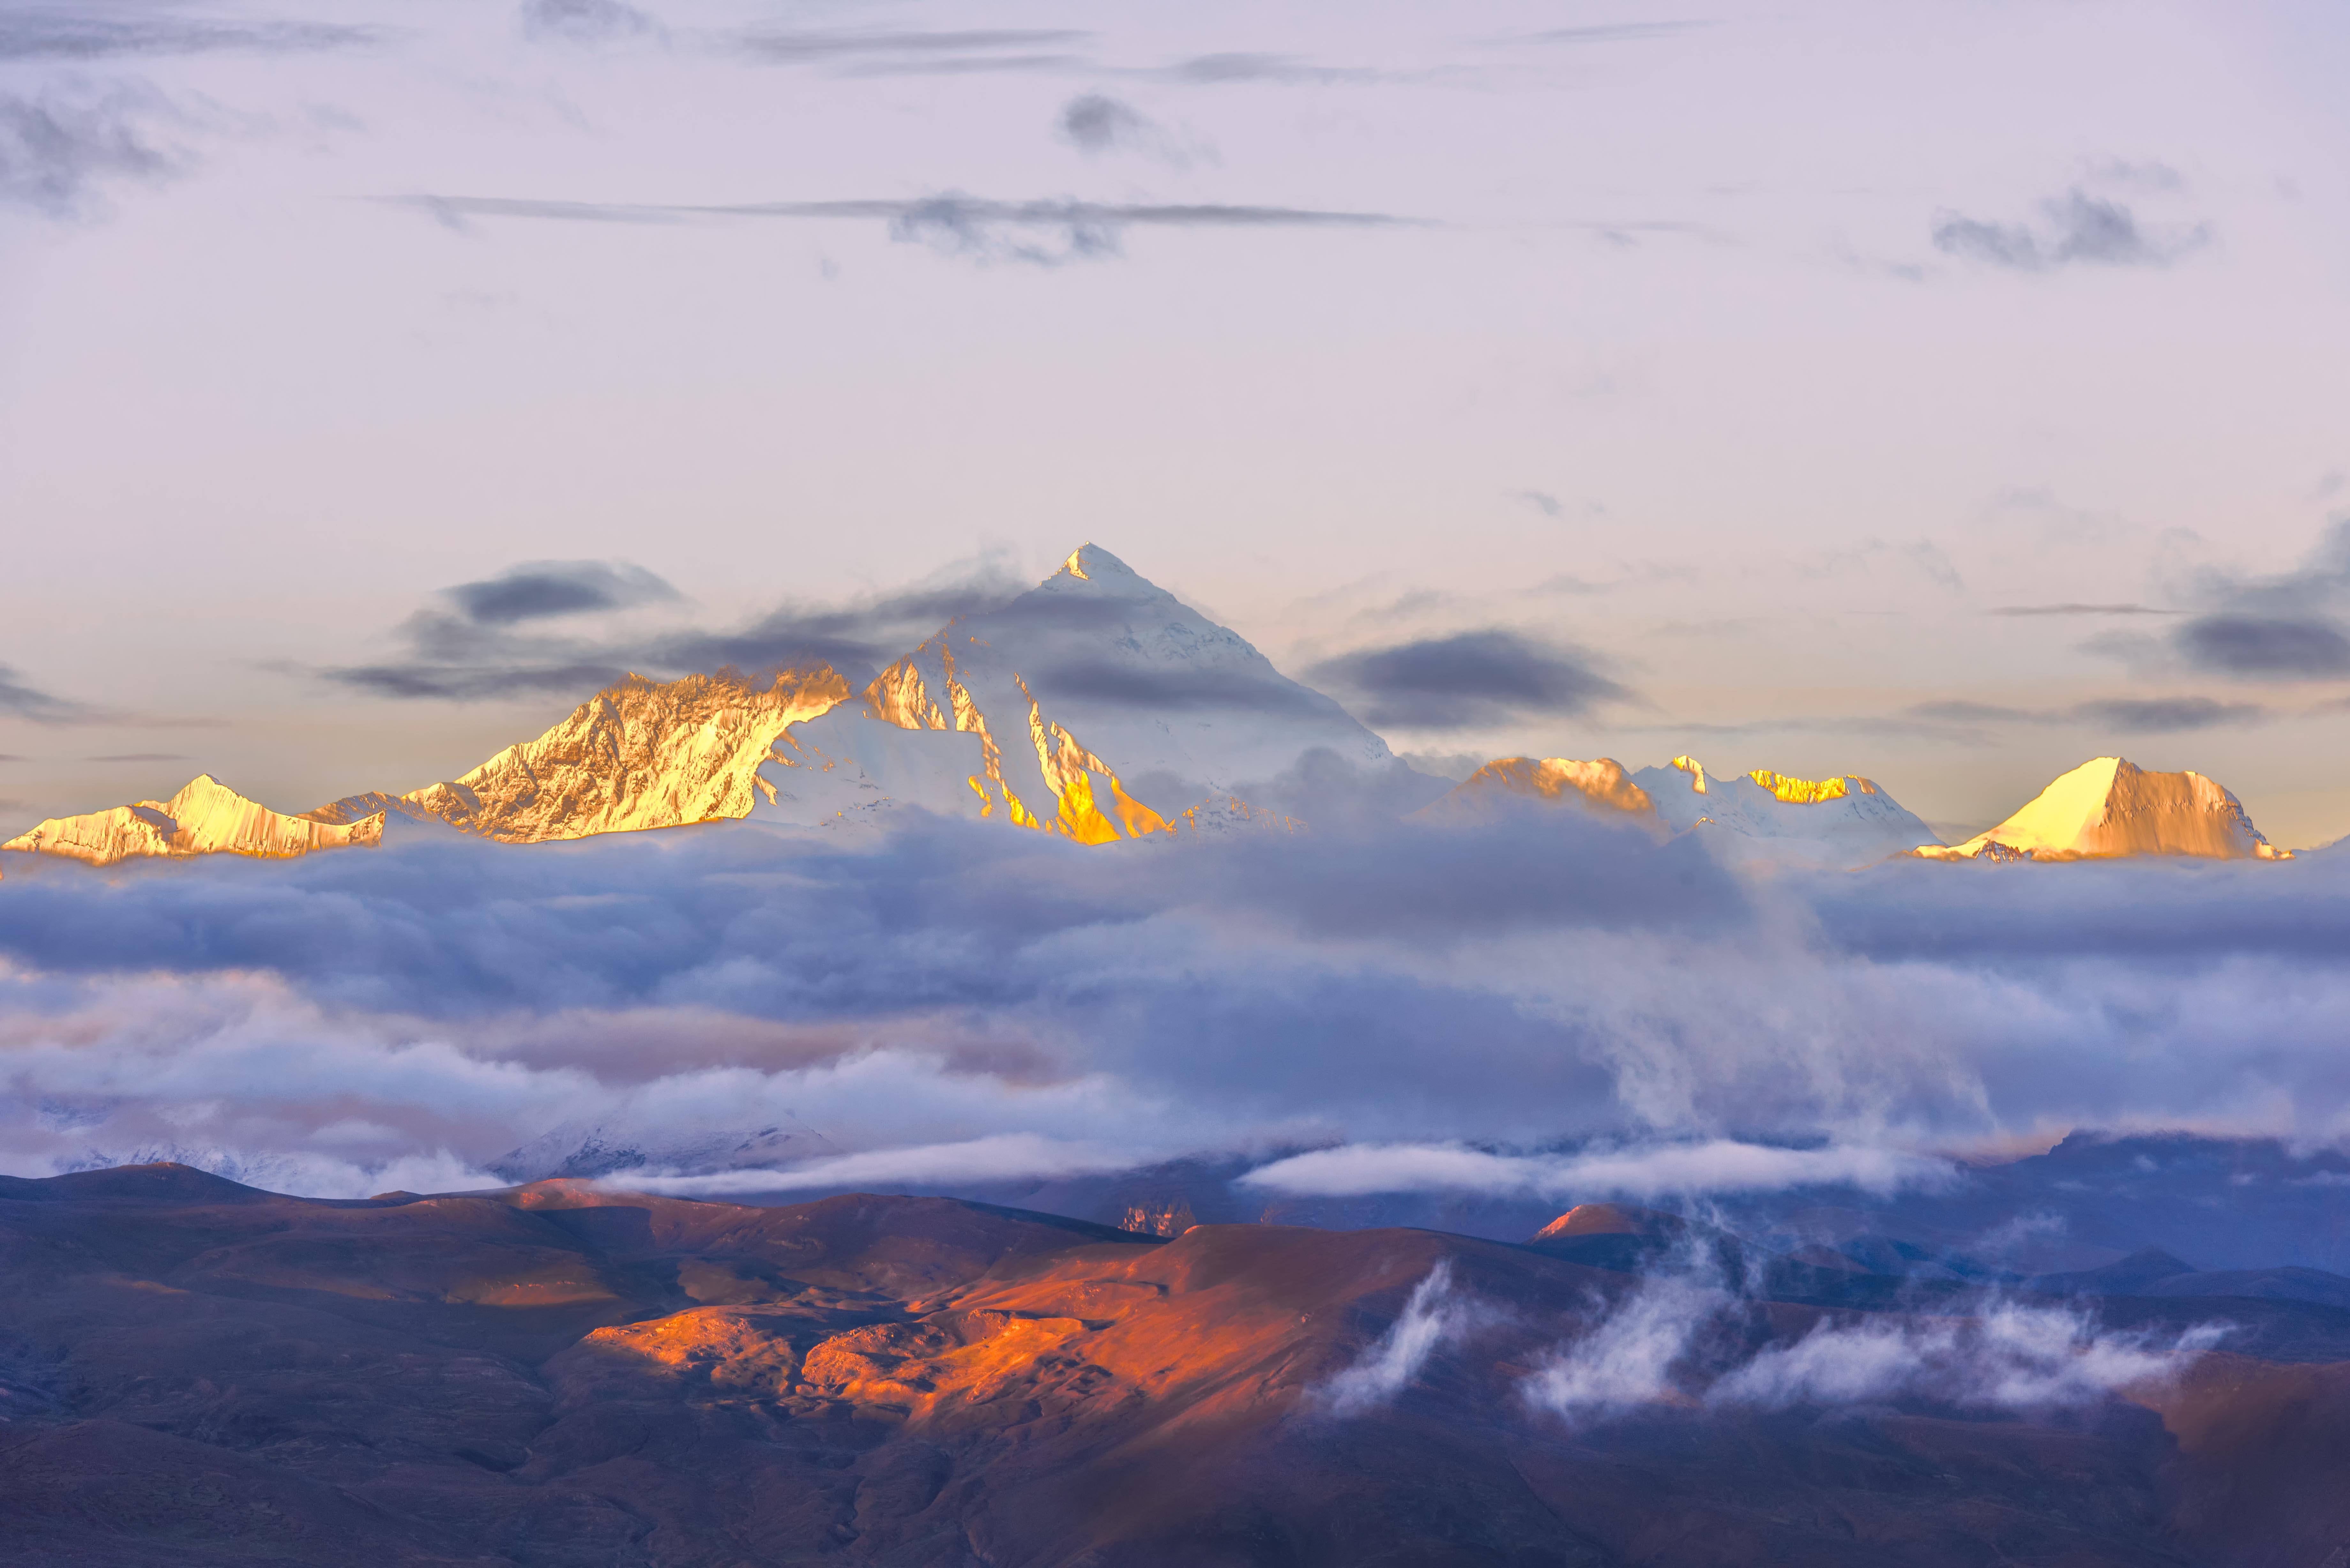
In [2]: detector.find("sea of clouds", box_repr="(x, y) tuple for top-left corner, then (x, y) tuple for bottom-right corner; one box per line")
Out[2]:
(1, 801), (2347, 1198)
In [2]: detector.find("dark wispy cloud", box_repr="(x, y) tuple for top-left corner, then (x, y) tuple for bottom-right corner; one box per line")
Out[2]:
(2178, 613), (2350, 679)
(724, 28), (1089, 75)
(1059, 94), (1148, 154)
(1932, 189), (2210, 272)
(0, 664), (105, 725)
(322, 556), (1027, 702)
(398, 192), (1413, 267)
(520, 0), (657, 45)
(2166, 522), (2350, 681)
(0, 84), (185, 217)
(1308, 630), (1632, 729)
(1991, 603), (2178, 618)
(0, 10), (381, 59)
(447, 561), (679, 627)
(1902, 695), (2261, 735)
(2069, 696), (2264, 733)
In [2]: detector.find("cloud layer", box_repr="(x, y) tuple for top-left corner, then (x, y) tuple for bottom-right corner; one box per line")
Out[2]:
(3, 796), (2350, 1199)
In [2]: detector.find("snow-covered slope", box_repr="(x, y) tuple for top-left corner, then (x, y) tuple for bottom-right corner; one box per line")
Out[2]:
(2, 775), (383, 866)
(1631, 757), (1941, 870)
(1917, 757), (2290, 862)
(753, 544), (1402, 838)
(489, 1113), (839, 1184)
(1416, 757), (1656, 822)
(314, 667), (853, 843)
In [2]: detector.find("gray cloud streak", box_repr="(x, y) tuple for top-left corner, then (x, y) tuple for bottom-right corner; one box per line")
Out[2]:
(1933, 189), (2210, 272)
(724, 27), (1089, 75)
(0, 11), (382, 59)
(397, 192), (1415, 266)
(0, 664), (107, 725)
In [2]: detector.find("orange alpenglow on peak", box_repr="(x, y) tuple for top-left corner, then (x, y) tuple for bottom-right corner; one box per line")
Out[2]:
(2, 774), (384, 866)
(1915, 756), (2292, 862)
(1422, 758), (1656, 820)
(1531, 1203), (1661, 1240)
(1747, 769), (1879, 804)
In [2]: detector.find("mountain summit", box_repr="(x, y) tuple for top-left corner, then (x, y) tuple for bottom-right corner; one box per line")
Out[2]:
(286, 543), (1414, 848)
(752, 543), (1409, 837)
(1917, 757), (2291, 861)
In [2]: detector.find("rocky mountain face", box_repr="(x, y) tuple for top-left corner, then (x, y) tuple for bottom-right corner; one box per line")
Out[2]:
(6, 1163), (2346, 1566)
(1919, 756), (2292, 862)
(0, 774), (383, 866)
(311, 667), (855, 844)
(1416, 756), (1656, 820)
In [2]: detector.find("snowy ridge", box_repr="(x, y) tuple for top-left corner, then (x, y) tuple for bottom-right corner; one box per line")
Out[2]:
(315, 666), (853, 844)
(1629, 757), (1942, 870)
(2, 775), (384, 867)
(489, 1113), (840, 1184)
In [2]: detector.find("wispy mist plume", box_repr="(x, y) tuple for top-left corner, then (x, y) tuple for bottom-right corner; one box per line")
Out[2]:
(1321, 1262), (1471, 1415)
(1521, 1258), (2222, 1428)
(1521, 1273), (1728, 1421)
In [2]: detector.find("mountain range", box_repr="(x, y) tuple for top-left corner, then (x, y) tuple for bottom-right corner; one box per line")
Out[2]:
(0, 545), (2304, 871)
(6, 1161), (2345, 1566)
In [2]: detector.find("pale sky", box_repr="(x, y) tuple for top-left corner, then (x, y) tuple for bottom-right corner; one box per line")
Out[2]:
(5, 0), (2348, 842)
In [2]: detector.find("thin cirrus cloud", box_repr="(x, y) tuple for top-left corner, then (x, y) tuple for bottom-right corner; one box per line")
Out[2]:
(1512, 22), (1711, 45)
(393, 193), (1415, 267)
(1306, 629), (1633, 729)
(1903, 696), (2265, 735)
(0, 10), (383, 60)
(1932, 188), (2211, 272)
(722, 27), (1091, 75)
(1145, 52), (1382, 85)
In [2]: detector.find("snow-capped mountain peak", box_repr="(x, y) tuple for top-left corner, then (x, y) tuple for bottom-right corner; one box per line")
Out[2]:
(1631, 758), (1940, 869)
(1918, 756), (2291, 862)
(754, 544), (1403, 837)
(3, 775), (383, 866)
